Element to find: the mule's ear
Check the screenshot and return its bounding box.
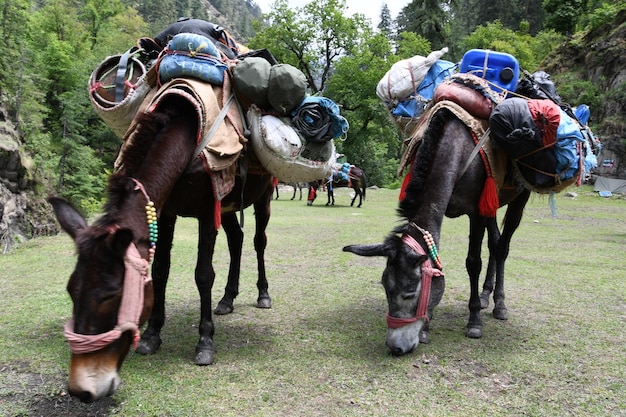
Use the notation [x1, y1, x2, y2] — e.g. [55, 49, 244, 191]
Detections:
[343, 243, 387, 257]
[48, 197, 88, 239]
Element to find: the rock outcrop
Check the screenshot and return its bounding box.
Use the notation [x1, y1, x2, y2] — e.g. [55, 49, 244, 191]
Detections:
[0, 107, 57, 253]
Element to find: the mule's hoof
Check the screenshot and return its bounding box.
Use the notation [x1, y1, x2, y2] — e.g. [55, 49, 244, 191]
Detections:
[465, 326, 483, 339]
[257, 297, 272, 309]
[419, 330, 430, 344]
[493, 308, 509, 320]
[194, 349, 216, 366]
[214, 301, 234, 315]
[135, 335, 162, 355]
[479, 295, 490, 310]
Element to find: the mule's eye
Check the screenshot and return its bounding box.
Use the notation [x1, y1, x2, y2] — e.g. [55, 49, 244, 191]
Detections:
[97, 291, 120, 304]
[401, 291, 418, 300]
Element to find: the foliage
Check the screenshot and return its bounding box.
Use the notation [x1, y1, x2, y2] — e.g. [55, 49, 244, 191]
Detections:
[586, 1, 626, 31]
[542, 0, 587, 34]
[397, 0, 456, 50]
[395, 31, 432, 60]
[552, 73, 602, 110]
[462, 20, 561, 71]
[250, 0, 372, 93]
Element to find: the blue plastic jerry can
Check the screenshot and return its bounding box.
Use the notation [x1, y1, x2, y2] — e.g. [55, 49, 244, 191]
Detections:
[459, 49, 520, 94]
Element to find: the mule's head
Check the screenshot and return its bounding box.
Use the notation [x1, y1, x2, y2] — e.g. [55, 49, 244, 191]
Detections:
[343, 232, 435, 356]
[49, 197, 153, 402]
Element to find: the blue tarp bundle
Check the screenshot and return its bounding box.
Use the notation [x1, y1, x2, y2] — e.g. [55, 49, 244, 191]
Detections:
[291, 96, 349, 142]
[554, 109, 597, 180]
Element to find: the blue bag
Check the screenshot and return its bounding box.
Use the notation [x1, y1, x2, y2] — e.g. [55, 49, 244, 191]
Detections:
[159, 54, 227, 85]
[159, 32, 226, 85]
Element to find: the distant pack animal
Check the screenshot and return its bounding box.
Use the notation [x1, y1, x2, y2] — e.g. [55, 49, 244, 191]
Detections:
[307, 165, 367, 207]
[274, 182, 307, 200]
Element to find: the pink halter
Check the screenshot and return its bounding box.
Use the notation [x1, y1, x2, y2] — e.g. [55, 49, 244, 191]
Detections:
[63, 243, 152, 354]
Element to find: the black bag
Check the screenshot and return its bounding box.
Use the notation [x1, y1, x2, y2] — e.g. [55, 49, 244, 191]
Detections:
[490, 98, 557, 186]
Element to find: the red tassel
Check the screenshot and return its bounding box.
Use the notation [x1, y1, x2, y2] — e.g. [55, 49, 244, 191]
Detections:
[214, 199, 222, 230]
[399, 170, 412, 201]
[479, 176, 499, 217]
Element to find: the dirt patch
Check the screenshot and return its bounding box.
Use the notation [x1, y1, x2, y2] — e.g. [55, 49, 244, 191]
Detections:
[0, 361, 118, 417]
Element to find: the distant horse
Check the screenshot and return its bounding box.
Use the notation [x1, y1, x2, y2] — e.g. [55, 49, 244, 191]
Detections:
[343, 107, 531, 355]
[48, 94, 275, 402]
[274, 181, 307, 200]
[307, 166, 367, 207]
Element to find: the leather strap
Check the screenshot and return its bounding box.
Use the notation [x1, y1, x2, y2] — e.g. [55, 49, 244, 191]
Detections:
[193, 95, 234, 159]
[114, 49, 133, 102]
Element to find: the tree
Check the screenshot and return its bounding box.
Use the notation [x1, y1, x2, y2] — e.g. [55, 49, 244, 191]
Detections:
[0, 0, 30, 117]
[397, 0, 457, 50]
[137, 0, 177, 32]
[463, 20, 545, 71]
[543, 0, 587, 35]
[81, 0, 125, 49]
[250, 0, 372, 94]
[377, 3, 395, 37]
[324, 33, 403, 186]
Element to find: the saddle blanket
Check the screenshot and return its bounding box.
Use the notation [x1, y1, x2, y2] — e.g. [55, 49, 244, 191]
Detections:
[116, 74, 247, 202]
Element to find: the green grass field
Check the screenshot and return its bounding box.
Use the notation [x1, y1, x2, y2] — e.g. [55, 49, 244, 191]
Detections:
[0, 185, 624, 416]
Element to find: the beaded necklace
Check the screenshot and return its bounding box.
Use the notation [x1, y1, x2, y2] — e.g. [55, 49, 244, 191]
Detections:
[409, 222, 442, 270]
[132, 178, 158, 261]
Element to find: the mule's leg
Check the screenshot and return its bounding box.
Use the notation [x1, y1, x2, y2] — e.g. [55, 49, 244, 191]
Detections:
[465, 216, 487, 338]
[194, 216, 218, 366]
[253, 193, 272, 309]
[480, 218, 500, 309]
[136, 213, 177, 355]
[350, 187, 358, 207]
[291, 183, 297, 200]
[491, 190, 530, 320]
[214, 214, 242, 315]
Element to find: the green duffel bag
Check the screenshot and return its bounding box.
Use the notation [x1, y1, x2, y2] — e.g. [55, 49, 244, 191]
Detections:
[232, 57, 272, 110]
[267, 64, 307, 115]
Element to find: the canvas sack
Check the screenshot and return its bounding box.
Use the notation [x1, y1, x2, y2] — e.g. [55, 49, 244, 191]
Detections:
[231, 57, 272, 110]
[267, 64, 307, 115]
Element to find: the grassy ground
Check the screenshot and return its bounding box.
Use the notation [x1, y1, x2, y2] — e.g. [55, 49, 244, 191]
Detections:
[0, 185, 624, 416]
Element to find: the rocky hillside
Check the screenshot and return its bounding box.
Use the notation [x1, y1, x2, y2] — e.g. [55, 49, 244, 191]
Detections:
[204, 0, 262, 41]
[0, 106, 57, 253]
[544, 8, 626, 178]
